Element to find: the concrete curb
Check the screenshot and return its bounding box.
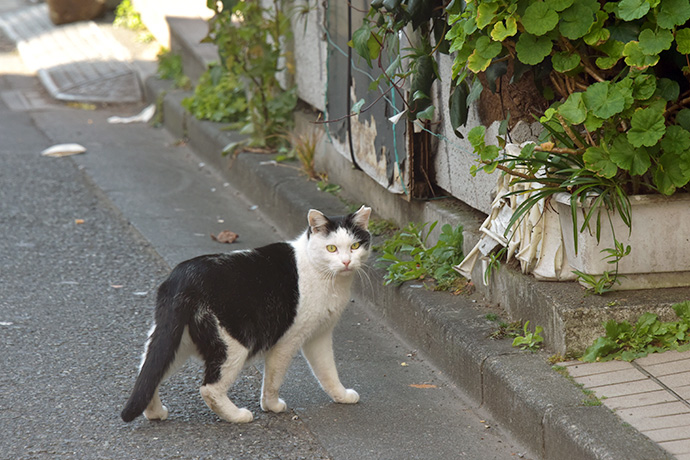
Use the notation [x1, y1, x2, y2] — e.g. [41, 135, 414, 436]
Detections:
[144, 76, 672, 460]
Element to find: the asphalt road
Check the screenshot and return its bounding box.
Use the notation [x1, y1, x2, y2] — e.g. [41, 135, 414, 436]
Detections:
[0, 40, 531, 460]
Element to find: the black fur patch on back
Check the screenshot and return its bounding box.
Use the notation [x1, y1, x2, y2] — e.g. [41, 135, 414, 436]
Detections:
[167, 243, 299, 360]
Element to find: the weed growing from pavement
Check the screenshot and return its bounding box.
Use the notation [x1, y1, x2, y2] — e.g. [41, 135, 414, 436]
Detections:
[376, 221, 465, 291]
[486, 315, 544, 352]
[156, 48, 190, 90]
[511, 321, 544, 351]
[581, 301, 690, 362]
[368, 219, 398, 238]
[275, 130, 323, 180]
[182, 65, 247, 124]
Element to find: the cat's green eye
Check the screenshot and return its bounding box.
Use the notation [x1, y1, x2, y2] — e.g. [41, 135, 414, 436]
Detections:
[326, 244, 337, 253]
[351, 242, 361, 250]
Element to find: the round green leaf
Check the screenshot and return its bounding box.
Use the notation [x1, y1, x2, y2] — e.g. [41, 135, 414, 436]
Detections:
[617, 0, 650, 20]
[657, 0, 690, 28]
[475, 35, 502, 59]
[595, 40, 624, 69]
[468, 52, 492, 72]
[476, 2, 499, 29]
[546, 0, 575, 12]
[467, 125, 487, 150]
[661, 125, 690, 155]
[676, 108, 690, 131]
[610, 135, 651, 175]
[632, 73, 656, 100]
[516, 34, 553, 65]
[584, 146, 618, 178]
[676, 28, 690, 54]
[627, 104, 666, 147]
[522, 3, 559, 35]
[653, 152, 690, 194]
[552, 51, 581, 72]
[638, 28, 674, 55]
[491, 17, 518, 41]
[623, 41, 660, 69]
[558, 92, 587, 124]
[584, 11, 611, 46]
[559, 3, 596, 39]
[657, 78, 680, 101]
[582, 81, 626, 118]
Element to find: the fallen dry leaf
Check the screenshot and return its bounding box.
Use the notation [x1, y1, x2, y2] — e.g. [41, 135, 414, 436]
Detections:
[539, 141, 555, 151]
[409, 384, 437, 389]
[211, 230, 239, 244]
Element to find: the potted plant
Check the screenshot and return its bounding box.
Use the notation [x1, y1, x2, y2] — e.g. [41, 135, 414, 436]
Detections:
[445, 0, 690, 291]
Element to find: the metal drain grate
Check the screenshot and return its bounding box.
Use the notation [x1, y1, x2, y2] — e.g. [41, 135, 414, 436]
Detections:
[0, 4, 142, 103]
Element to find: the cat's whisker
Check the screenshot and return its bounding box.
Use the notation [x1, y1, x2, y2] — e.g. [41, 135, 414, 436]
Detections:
[355, 264, 375, 294]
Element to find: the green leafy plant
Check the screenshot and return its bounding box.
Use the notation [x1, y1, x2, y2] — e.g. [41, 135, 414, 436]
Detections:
[113, 0, 145, 30]
[377, 221, 465, 290]
[484, 246, 507, 284]
[350, 0, 453, 122]
[511, 321, 544, 351]
[368, 218, 398, 237]
[455, 0, 690, 289]
[182, 64, 247, 123]
[113, 0, 153, 42]
[201, 0, 297, 148]
[488, 318, 522, 340]
[275, 129, 324, 180]
[573, 240, 631, 294]
[582, 301, 690, 362]
[156, 48, 190, 89]
[353, 1, 690, 291]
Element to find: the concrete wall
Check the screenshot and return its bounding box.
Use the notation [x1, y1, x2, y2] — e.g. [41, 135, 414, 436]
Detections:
[291, 0, 327, 112]
[132, 0, 212, 47]
[290, 2, 498, 215]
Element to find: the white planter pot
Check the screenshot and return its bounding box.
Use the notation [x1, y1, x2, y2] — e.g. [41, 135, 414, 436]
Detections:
[554, 192, 690, 290]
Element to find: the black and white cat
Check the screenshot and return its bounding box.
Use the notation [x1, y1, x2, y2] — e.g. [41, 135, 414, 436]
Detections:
[121, 206, 372, 423]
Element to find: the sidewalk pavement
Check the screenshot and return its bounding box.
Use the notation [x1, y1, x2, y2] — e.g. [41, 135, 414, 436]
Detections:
[1, 2, 687, 458]
[565, 350, 690, 460]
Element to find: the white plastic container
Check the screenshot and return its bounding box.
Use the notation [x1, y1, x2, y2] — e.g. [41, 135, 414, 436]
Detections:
[554, 192, 690, 290]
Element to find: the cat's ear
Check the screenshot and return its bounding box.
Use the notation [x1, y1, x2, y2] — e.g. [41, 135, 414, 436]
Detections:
[308, 209, 330, 234]
[351, 205, 372, 231]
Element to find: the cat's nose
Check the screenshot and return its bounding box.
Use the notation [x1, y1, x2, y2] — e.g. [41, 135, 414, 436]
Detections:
[342, 259, 351, 268]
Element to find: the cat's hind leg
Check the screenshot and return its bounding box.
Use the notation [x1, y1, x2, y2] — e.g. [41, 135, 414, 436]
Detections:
[302, 327, 359, 404]
[198, 329, 253, 423]
[143, 327, 198, 421]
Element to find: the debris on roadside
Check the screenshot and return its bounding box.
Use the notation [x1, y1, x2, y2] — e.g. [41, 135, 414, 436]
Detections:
[211, 230, 239, 244]
[41, 143, 86, 157]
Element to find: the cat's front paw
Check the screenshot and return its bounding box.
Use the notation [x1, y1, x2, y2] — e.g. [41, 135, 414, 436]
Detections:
[335, 389, 359, 404]
[261, 397, 287, 413]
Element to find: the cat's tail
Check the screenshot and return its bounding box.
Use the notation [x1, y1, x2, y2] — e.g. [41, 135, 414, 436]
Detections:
[120, 280, 191, 422]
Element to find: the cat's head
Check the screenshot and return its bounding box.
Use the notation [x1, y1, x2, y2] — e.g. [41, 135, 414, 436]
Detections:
[306, 206, 372, 276]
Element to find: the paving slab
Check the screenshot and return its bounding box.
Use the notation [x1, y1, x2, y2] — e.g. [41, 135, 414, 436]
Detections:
[570, 356, 690, 459]
[0, 3, 141, 102]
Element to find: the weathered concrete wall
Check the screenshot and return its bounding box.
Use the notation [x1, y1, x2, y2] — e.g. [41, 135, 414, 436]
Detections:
[289, 2, 498, 215]
[291, 0, 327, 112]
